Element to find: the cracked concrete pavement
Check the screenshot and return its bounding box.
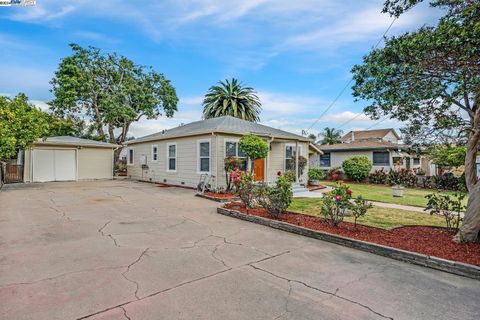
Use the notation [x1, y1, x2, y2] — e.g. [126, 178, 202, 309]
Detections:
[0, 180, 478, 320]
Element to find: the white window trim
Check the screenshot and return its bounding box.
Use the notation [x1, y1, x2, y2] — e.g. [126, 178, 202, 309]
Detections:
[166, 142, 177, 172]
[151, 144, 158, 162]
[284, 143, 302, 171]
[197, 139, 211, 174]
[127, 148, 134, 166]
[224, 139, 248, 171]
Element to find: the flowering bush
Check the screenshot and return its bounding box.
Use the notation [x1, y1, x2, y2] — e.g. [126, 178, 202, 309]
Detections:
[224, 156, 241, 191]
[231, 170, 256, 208]
[283, 170, 296, 183]
[321, 182, 371, 227]
[255, 175, 293, 218]
[321, 181, 353, 226]
[368, 168, 387, 184]
[328, 166, 342, 181]
[386, 168, 417, 187]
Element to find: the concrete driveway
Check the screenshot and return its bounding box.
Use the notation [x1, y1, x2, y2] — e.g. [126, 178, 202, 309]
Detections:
[0, 180, 478, 320]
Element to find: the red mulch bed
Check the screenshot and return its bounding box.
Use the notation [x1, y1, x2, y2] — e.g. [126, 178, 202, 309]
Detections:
[224, 203, 480, 266]
[204, 192, 238, 199]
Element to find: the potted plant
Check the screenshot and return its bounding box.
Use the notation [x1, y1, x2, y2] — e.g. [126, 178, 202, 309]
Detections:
[308, 167, 325, 186]
[392, 184, 405, 197]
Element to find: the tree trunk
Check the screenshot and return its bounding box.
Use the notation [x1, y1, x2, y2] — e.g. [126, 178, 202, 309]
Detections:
[454, 108, 480, 243]
[108, 123, 115, 144]
[454, 183, 480, 242]
[113, 146, 123, 165]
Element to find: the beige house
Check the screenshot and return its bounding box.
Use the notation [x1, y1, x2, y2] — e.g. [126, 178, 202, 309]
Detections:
[311, 129, 434, 175]
[23, 136, 117, 182]
[126, 116, 320, 189]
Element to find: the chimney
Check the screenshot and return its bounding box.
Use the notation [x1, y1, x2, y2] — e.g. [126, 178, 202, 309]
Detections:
[351, 131, 355, 142]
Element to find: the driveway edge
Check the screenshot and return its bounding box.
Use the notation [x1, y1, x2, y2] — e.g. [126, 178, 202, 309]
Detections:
[217, 207, 480, 280]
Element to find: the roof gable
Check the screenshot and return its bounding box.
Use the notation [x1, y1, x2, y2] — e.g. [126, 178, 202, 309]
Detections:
[341, 128, 400, 142]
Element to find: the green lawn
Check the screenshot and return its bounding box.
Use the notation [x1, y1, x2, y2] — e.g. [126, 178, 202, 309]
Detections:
[289, 198, 446, 230]
[319, 181, 465, 208]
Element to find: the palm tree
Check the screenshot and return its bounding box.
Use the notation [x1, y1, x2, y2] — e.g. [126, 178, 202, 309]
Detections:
[319, 127, 343, 145]
[202, 78, 262, 122]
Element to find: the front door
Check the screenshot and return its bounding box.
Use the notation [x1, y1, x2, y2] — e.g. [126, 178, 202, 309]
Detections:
[253, 159, 265, 181]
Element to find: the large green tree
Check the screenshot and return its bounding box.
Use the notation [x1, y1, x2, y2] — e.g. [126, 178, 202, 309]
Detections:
[319, 127, 343, 145]
[352, 0, 480, 242]
[50, 44, 178, 160]
[0, 94, 50, 160]
[202, 78, 262, 122]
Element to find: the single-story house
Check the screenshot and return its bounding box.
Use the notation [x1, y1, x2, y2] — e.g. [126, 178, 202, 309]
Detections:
[126, 116, 321, 189]
[310, 128, 435, 175]
[23, 136, 118, 182]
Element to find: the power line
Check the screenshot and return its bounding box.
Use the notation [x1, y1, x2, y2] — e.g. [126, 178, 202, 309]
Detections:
[304, 17, 397, 134]
[365, 115, 390, 130]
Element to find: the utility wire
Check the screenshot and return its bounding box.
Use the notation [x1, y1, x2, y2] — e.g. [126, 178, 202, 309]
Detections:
[304, 17, 397, 134]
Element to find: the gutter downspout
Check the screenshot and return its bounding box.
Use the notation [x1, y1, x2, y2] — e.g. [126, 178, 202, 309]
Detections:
[267, 136, 274, 183]
[213, 132, 218, 191]
[295, 140, 299, 183]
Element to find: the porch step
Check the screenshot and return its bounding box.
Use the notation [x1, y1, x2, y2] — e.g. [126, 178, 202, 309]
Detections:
[292, 183, 309, 193]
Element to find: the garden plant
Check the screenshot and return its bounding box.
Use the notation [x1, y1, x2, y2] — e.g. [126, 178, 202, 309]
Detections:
[342, 156, 372, 182]
[425, 193, 466, 232]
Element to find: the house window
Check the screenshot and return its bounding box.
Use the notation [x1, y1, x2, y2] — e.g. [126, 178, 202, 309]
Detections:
[413, 158, 420, 165]
[152, 145, 158, 162]
[320, 153, 331, 167]
[225, 141, 247, 171]
[167, 143, 176, 172]
[373, 151, 390, 166]
[285, 145, 301, 171]
[127, 148, 134, 165]
[198, 140, 210, 173]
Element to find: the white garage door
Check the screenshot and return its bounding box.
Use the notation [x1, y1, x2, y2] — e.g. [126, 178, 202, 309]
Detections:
[33, 149, 77, 182]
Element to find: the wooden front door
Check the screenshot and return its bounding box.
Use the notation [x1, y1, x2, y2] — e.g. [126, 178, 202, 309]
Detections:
[253, 159, 265, 181]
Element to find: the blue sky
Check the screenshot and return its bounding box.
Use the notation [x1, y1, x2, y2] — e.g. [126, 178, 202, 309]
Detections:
[0, 0, 441, 138]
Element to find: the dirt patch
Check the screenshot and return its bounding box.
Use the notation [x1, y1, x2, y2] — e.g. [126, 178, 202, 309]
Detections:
[224, 202, 480, 266]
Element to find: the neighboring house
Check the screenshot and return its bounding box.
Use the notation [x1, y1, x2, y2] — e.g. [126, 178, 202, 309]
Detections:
[23, 136, 118, 183]
[126, 116, 320, 189]
[311, 128, 434, 175]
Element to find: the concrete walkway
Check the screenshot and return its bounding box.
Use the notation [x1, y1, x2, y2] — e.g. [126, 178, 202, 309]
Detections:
[0, 180, 478, 320]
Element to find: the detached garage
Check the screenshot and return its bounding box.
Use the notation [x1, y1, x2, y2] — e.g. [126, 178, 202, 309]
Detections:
[23, 136, 118, 183]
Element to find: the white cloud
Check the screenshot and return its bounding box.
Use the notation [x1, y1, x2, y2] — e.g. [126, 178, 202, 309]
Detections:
[283, 6, 429, 50]
[322, 111, 370, 123]
[30, 100, 51, 111]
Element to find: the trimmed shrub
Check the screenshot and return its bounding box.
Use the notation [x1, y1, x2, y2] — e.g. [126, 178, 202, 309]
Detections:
[342, 156, 372, 182]
[239, 134, 269, 166]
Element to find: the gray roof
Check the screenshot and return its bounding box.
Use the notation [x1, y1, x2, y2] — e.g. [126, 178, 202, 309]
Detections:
[129, 116, 311, 144]
[35, 136, 118, 148]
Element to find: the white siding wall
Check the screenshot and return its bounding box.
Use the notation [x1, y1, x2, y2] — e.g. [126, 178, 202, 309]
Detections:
[382, 131, 399, 143]
[127, 134, 217, 188]
[127, 134, 310, 188]
[312, 150, 394, 173]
